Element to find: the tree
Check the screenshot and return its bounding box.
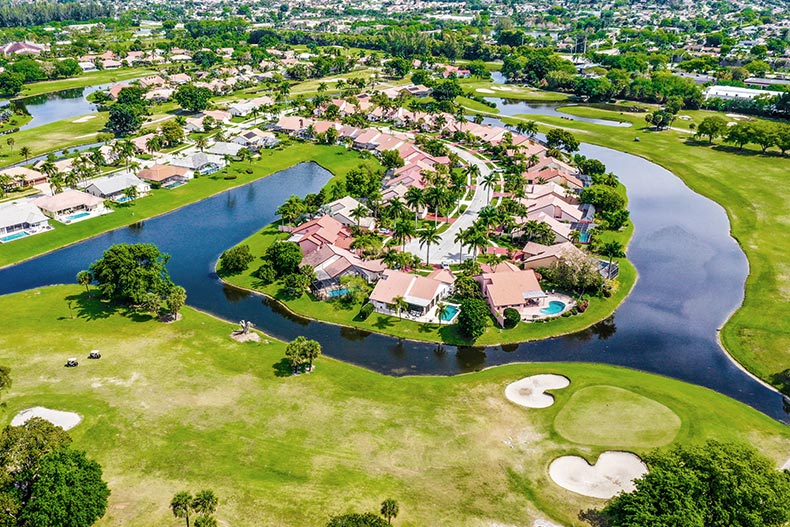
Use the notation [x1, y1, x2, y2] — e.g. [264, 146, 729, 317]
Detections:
[76, 270, 92, 293]
[90, 243, 175, 305]
[174, 84, 213, 113]
[695, 116, 728, 144]
[276, 195, 305, 225]
[17, 447, 109, 527]
[404, 187, 425, 228]
[123, 185, 138, 203]
[218, 245, 255, 275]
[192, 490, 218, 517]
[392, 296, 408, 319]
[435, 303, 449, 325]
[599, 241, 624, 279]
[418, 225, 441, 266]
[457, 298, 489, 340]
[602, 441, 790, 527]
[393, 220, 416, 252]
[264, 241, 302, 277]
[171, 491, 193, 527]
[503, 307, 521, 328]
[160, 120, 185, 146]
[645, 110, 675, 131]
[18, 146, 31, 162]
[545, 128, 579, 152]
[580, 185, 625, 213]
[725, 122, 753, 150]
[166, 286, 187, 317]
[0, 72, 23, 96]
[380, 499, 399, 525]
[750, 122, 776, 153]
[482, 172, 498, 203]
[6, 137, 14, 153]
[283, 272, 311, 297]
[107, 104, 142, 136]
[431, 78, 463, 102]
[285, 336, 321, 371]
[380, 149, 404, 170]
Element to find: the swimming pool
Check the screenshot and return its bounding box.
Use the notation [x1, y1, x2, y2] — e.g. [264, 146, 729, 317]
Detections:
[65, 212, 90, 221]
[440, 304, 460, 321]
[0, 231, 29, 243]
[540, 301, 566, 316]
[115, 196, 133, 203]
[326, 288, 349, 298]
[163, 181, 185, 190]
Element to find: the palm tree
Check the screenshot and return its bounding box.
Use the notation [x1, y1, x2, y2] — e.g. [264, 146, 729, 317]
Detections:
[454, 228, 468, 261]
[464, 162, 481, 185]
[19, 146, 31, 162]
[467, 224, 489, 260]
[76, 270, 92, 293]
[350, 204, 369, 227]
[435, 302, 449, 325]
[478, 205, 499, 229]
[527, 153, 540, 168]
[317, 81, 328, 93]
[418, 224, 441, 266]
[195, 136, 208, 152]
[424, 186, 448, 227]
[392, 219, 416, 252]
[6, 137, 14, 153]
[191, 490, 218, 517]
[482, 171, 498, 203]
[48, 171, 65, 194]
[380, 498, 399, 525]
[145, 134, 161, 153]
[522, 120, 538, 138]
[384, 198, 407, 222]
[250, 105, 261, 124]
[170, 491, 193, 527]
[404, 187, 425, 228]
[599, 240, 625, 279]
[392, 296, 408, 319]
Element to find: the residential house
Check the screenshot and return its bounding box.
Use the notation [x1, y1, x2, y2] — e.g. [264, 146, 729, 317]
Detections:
[321, 196, 375, 230]
[0, 167, 47, 188]
[0, 42, 47, 55]
[170, 153, 222, 175]
[81, 173, 150, 202]
[302, 244, 386, 290]
[369, 269, 453, 317]
[287, 215, 355, 256]
[232, 129, 278, 150]
[0, 201, 49, 237]
[33, 189, 107, 222]
[273, 116, 313, 136]
[137, 164, 193, 186]
[205, 141, 244, 157]
[478, 263, 547, 325]
[519, 241, 587, 270]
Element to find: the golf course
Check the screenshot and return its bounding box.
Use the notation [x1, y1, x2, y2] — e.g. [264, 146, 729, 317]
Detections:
[1, 285, 788, 527]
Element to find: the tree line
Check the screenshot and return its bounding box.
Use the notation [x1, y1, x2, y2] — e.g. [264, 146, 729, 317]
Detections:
[0, 1, 111, 28]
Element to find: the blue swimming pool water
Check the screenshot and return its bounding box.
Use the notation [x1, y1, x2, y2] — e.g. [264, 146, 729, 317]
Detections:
[0, 231, 29, 242]
[66, 212, 90, 221]
[540, 301, 566, 316]
[327, 288, 349, 298]
[115, 196, 133, 203]
[163, 181, 185, 189]
[440, 304, 459, 321]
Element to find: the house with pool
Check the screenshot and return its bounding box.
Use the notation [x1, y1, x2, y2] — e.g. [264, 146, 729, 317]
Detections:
[33, 190, 109, 223]
[138, 164, 193, 188]
[369, 269, 455, 321]
[81, 173, 150, 203]
[0, 201, 50, 242]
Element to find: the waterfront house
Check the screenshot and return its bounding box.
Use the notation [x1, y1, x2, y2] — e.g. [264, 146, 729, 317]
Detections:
[478, 263, 547, 325]
[170, 153, 222, 175]
[302, 243, 386, 291]
[369, 269, 452, 317]
[321, 196, 375, 230]
[287, 215, 355, 256]
[0, 201, 49, 238]
[82, 173, 149, 202]
[232, 129, 278, 150]
[33, 190, 107, 222]
[0, 167, 47, 189]
[137, 164, 193, 186]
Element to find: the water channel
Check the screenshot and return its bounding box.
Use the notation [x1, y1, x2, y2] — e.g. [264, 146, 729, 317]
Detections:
[0, 96, 786, 422]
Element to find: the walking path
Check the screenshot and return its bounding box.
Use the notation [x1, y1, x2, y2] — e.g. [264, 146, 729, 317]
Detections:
[403, 144, 492, 264]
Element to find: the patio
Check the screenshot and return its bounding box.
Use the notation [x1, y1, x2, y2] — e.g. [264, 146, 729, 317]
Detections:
[520, 293, 576, 321]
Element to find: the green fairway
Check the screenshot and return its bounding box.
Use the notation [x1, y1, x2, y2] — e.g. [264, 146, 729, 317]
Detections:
[9, 67, 158, 99]
[0, 285, 788, 527]
[0, 143, 370, 267]
[553, 386, 682, 448]
[499, 106, 790, 395]
[459, 78, 571, 102]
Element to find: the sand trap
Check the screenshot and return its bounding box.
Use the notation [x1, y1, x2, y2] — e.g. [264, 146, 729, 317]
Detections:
[72, 115, 96, 123]
[11, 407, 82, 431]
[491, 86, 513, 92]
[505, 374, 570, 408]
[549, 451, 647, 499]
[476, 88, 495, 94]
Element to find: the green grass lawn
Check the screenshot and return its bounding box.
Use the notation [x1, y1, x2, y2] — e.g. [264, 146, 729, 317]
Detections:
[0, 285, 787, 527]
[9, 67, 158, 99]
[500, 107, 790, 394]
[0, 143, 370, 267]
[223, 223, 636, 347]
[459, 79, 571, 102]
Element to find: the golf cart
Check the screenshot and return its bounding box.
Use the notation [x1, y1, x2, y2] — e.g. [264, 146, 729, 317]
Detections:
[65, 358, 79, 367]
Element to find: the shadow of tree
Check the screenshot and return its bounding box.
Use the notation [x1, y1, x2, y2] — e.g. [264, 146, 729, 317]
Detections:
[371, 315, 395, 330]
[769, 369, 790, 396]
[578, 508, 609, 527]
[272, 357, 293, 378]
[65, 292, 154, 323]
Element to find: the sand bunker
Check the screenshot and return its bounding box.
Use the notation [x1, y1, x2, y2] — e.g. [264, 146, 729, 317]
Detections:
[505, 374, 570, 408]
[72, 115, 96, 123]
[11, 407, 82, 431]
[491, 86, 513, 91]
[549, 451, 647, 499]
[476, 88, 495, 94]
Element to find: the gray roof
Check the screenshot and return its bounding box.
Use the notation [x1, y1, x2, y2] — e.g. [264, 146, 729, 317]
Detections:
[171, 152, 219, 170]
[205, 142, 243, 156]
[0, 201, 48, 228]
[84, 173, 146, 196]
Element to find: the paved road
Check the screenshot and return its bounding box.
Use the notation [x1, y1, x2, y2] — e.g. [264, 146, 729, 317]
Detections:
[404, 144, 493, 265]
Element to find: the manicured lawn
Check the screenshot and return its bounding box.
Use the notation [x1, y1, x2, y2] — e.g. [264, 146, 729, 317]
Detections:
[0, 143, 370, 267]
[9, 67, 158, 99]
[459, 78, 571, 102]
[223, 223, 636, 347]
[457, 96, 499, 114]
[553, 386, 682, 448]
[501, 107, 790, 394]
[0, 285, 788, 527]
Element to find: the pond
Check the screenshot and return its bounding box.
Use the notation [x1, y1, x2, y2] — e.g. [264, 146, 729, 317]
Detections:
[4, 80, 132, 131]
[0, 141, 786, 422]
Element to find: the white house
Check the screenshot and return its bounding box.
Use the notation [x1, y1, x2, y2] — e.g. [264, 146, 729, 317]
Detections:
[232, 129, 278, 150]
[0, 201, 50, 238]
[369, 269, 453, 317]
[81, 173, 150, 202]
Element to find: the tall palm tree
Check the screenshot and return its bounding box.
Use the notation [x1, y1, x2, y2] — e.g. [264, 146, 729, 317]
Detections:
[464, 162, 481, 185]
[350, 204, 369, 227]
[191, 490, 218, 517]
[384, 198, 406, 222]
[392, 219, 416, 252]
[48, 171, 64, 194]
[482, 171, 498, 203]
[418, 224, 441, 266]
[599, 240, 625, 279]
[19, 146, 31, 162]
[467, 224, 489, 260]
[454, 228, 468, 261]
[424, 186, 448, 227]
[380, 499, 399, 525]
[392, 295, 408, 319]
[435, 302, 449, 325]
[146, 135, 162, 154]
[195, 136, 208, 152]
[522, 120, 538, 138]
[170, 491, 193, 527]
[478, 205, 499, 229]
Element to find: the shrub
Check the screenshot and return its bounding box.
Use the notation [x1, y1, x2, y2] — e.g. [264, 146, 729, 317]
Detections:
[503, 307, 521, 328]
[224, 174, 237, 180]
[358, 302, 374, 320]
[457, 298, 490, 340]
[245, 168, 253, 174]
[253, 261, 277, 284]
[218, 245, 255, 275]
